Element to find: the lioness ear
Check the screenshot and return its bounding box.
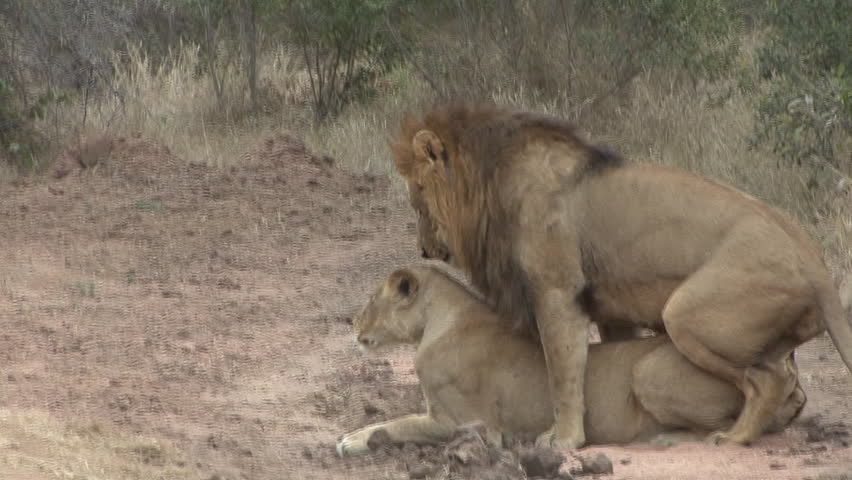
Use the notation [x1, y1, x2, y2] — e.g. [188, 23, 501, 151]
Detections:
[388, 268, 419, 299]
[398, 276, 412, 296]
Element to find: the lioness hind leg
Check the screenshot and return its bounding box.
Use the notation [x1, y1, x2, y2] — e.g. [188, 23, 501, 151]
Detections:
[336, 414, 453, 458]
[633, 341, 742, 434]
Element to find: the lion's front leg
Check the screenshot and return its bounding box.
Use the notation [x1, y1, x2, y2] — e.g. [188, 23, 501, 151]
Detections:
[336, 414, 453, 458]
[533, 288, 590, 450]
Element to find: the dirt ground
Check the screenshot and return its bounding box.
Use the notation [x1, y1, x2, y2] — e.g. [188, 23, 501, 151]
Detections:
[1, 132, 851, 480]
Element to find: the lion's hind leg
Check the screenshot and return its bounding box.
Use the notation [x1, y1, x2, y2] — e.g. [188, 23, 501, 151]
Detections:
[336, 414, 454, 458]
[705, 341, 801, 445]
[764, 363, 807, 434]
[661, 237, 814, 446]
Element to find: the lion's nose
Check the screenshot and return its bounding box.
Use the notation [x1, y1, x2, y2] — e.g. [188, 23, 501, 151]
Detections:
[421, 248, 430, 259]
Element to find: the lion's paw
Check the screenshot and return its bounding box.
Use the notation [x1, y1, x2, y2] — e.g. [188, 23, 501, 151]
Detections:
[535, 427, 584, 450]
[705, 431, 733, 446]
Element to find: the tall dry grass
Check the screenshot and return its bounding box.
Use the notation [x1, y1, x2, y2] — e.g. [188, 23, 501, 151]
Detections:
[31, 42, 314, 169]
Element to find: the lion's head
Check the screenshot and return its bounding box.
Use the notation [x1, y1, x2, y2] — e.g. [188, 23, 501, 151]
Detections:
[352, 268, 425, 351]
[390, 103, 626, 336]
[391, 103, 517, 270]
[406, 181, 452, 262]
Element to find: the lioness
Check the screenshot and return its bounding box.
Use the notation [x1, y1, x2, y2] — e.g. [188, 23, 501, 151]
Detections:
[389, 103, 852, 448]
[336, 265, 807, 458]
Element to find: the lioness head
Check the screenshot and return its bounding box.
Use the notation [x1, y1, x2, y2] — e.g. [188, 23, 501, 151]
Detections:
[352, 268, 424, 351]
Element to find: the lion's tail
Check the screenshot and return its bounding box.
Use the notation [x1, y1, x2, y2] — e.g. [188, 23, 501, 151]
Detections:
[816, 272, 852, 375]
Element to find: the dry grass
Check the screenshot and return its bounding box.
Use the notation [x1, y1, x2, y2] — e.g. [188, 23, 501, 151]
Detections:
[31, 42, 313, 170]
[0, 408, 207, 480]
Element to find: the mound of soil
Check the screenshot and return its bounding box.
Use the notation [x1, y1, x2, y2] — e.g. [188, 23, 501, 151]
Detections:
[1, 130, 852, 479]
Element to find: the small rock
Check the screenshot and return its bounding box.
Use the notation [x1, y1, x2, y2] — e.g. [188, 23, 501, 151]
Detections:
[517, 446, 565, 478]
[578, 452, 613, 475]
[769, 462, 786, 470]
[620, 457, 632, 465]
[445, 422, 489, 466]
[301, 446, 313, 460]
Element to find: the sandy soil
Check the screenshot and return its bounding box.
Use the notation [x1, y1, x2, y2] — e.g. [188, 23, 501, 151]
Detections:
[1, 132, 851, 480]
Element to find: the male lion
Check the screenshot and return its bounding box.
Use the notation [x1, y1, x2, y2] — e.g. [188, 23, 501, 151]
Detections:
[389, 103, 852, 449]
[336, 265, 807, 457]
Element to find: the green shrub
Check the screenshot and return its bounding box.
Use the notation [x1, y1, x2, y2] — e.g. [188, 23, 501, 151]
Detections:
[752, 0, 852, 177]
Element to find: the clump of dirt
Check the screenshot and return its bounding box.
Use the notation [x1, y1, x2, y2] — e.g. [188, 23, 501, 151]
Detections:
[574, 452, 614, 476]
[803, 415, 850, 447]
[364, 422, 573, 480]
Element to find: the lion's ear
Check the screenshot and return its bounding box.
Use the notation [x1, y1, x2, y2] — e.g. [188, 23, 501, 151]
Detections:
[412, 130, 446, 171]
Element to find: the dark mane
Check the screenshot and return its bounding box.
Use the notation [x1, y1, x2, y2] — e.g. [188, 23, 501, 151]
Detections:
[392, 102, 624, 186]
[392, 102, 625, 337]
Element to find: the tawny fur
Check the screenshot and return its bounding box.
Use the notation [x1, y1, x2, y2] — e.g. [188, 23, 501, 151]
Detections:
[389, 102, 852, 449]
[336, 265, 807, 458]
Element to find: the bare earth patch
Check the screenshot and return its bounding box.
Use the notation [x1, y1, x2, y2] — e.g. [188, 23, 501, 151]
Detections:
[1, 132, 851, 479]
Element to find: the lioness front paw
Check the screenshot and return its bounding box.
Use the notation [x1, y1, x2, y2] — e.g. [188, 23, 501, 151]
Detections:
[535, 426, 584, 450]
[336, 430, 372, 458]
